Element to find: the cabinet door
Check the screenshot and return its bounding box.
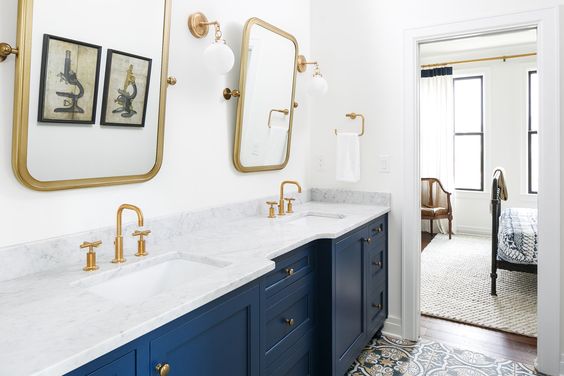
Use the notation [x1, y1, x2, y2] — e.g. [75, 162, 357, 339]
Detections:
[150, 285, 260, 376]
[334, 227, 367, 374]
[86, 352, 136, 376]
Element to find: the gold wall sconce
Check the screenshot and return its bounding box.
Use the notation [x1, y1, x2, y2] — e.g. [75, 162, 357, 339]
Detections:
[188, 12, 234, 74]
[335, 112, 365, 136]
[0, 42, 18, 63]
[297, 55, 328, 95]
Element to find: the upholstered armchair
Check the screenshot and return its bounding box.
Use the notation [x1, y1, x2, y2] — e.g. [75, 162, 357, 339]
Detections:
[421, 178, 453, 239]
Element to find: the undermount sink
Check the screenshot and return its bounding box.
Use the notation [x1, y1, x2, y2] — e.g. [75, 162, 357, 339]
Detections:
[82, 255, 230, 305]
[284, 211, 346, 225]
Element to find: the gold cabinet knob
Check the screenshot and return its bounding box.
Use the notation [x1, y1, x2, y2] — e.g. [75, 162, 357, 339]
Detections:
[80, 240, 102, 272]
[372, 261, 383, 268]
[167, 76, 177, 86]
[155, 363, 171, 376]
[285, 267, 295, 276]
[285, 318, 295, 326]
[364, 237, 372, 244]
[266, 201, 277, 219]
[373, 225, 383, 234]
[372, 303, 383, 310]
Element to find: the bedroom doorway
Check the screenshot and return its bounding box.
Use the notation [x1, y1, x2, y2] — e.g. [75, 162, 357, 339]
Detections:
[403, 9, 562, 374]
[417, 28, 538, 364]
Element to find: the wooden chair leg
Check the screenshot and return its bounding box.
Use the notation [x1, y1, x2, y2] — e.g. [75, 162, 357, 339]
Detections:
[430, 219, 433, 234]
[448, 219, 452, 240]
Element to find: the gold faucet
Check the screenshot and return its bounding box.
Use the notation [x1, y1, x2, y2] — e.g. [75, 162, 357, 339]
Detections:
[113, 204, 144, 263]
[279, 180, 302, 216]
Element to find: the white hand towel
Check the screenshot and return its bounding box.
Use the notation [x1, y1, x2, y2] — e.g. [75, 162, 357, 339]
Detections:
[336, 132, 360, 182]
[264, 125, 288, 165]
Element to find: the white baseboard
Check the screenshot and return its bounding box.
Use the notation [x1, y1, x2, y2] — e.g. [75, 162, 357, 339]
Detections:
[456, 225, 491, 236]
[382, 315, 402, 338]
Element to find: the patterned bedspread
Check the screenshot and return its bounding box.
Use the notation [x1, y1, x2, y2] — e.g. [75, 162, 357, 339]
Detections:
[497, 208, 538, 265]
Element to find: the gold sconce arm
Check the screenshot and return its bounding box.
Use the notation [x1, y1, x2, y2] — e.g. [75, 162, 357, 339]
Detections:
[268, 108, 289, 128]
[188, 12, 223, 41]
[297, 55, 317, 73]
[0, 42, 18, 63]
[334, 112, 365, 136]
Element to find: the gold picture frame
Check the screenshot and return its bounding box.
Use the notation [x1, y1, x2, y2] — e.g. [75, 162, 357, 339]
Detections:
[11, 0, 172, 191]
[232, 18, 299, 173]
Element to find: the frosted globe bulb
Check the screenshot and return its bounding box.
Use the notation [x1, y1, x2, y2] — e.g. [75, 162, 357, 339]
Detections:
[203, 40, 235, 74]
[308, 74, 328, 96]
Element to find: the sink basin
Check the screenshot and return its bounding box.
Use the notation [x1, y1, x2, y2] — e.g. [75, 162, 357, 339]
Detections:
[285, 211, 346, 226]
[84, 255, 230, 305]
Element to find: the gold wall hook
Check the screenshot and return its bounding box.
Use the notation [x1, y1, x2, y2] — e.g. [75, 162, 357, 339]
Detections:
[223, 88, 240, 100]
[167, 76, 177, 86]
[0, 42, 18, 63]
[335, 112, 365, 136]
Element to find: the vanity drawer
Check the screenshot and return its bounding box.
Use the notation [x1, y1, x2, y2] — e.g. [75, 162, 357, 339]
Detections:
[264, 244, 316, 298]
[266, 328, 316, 376]
[367, 215, 387, 241]
[367, 286, 387, 334]
[265, 274, 315, 364]
[367, 236, 386, 281]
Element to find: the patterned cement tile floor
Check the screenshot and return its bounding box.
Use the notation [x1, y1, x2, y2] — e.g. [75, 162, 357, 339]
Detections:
[347, 335, 536, 376]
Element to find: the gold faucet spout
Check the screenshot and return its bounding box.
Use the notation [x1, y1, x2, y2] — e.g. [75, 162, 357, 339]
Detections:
[113, 204, 144, 263]
[279, 180, 302, 216]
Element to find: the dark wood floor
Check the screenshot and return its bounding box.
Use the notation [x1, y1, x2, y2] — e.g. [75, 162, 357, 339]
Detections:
[421, 231, 436, 251]
[421, 316, 537, 365]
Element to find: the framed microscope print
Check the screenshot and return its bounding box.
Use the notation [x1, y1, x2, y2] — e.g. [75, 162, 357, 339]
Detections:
[38, 34, 102, 124]
[100, 50, 152, 127]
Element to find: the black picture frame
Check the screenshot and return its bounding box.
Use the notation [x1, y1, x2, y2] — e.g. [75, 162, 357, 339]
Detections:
[100, 49, 152, 127]
[38, 34, 102, 124]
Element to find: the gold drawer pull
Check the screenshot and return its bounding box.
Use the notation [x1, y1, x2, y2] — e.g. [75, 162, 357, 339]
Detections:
[373, 225, 383, 234]
[372, 303, 383, 310]
[285, 268, 295, 276]
[372, 261, 383, 268]
[155, 363, 171, 376]
[285, 318, 295, 326]
[363, 237, 372, 244]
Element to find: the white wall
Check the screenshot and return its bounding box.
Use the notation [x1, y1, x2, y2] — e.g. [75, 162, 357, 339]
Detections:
[0, 0, 311, 247]
[424, 53, 538, 235]
[310, 0, 564, 368]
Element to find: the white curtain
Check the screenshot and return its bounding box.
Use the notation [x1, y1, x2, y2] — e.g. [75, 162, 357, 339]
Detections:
[420, 72, 456, 234]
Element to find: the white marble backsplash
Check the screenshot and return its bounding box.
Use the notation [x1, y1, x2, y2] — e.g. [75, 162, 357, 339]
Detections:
[0, 188, 389, 283]
[312, 188, 391, 206]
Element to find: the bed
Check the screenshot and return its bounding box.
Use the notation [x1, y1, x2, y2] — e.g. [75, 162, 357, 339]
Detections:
[490, 170, 538, 296]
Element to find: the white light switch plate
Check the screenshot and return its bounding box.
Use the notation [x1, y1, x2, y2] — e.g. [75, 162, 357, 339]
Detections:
[379, 155, 390, 173]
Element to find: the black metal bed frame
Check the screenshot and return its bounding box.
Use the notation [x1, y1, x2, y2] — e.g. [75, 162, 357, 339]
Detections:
[490, 170, 537, 296]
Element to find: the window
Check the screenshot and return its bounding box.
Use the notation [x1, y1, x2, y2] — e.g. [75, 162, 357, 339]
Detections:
[454, 76, 484, 191]
[528, 71, 539, 194]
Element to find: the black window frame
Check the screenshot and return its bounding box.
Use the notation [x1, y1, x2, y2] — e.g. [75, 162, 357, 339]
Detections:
[528, 70, 538, 194]
[453, 75, 485, 192]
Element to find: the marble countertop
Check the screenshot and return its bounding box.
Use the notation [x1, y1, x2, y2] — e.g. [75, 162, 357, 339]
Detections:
[0, 201, 389, 376]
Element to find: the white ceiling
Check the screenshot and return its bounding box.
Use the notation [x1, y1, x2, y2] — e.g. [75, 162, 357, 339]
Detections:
[420, 29, 537, 58]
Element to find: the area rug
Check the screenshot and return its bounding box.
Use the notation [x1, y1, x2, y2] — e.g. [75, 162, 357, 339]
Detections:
[347, 335, 535, 375]
[421, 234, 537, 337]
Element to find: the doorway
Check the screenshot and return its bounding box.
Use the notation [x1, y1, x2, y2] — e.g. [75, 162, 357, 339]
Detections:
[402, 9, 561, 375]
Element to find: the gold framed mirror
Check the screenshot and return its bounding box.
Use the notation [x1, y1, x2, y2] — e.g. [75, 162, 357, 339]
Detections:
[10, 0, 172, 190]
[232, 18, 299, 173]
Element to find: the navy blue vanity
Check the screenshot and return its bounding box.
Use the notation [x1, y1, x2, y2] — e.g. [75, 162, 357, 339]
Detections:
[66, 214, 388, 376]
